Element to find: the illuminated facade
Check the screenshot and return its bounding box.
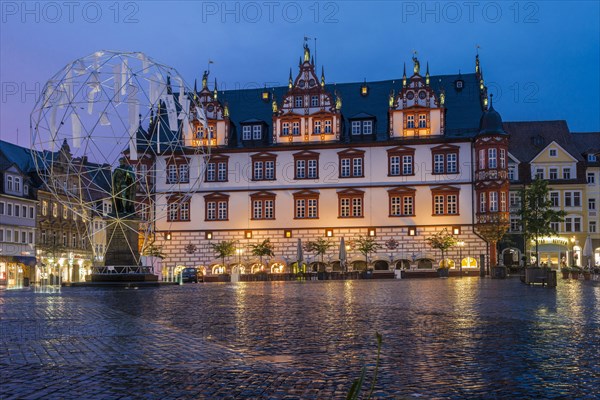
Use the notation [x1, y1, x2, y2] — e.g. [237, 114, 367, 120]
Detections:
[150, 45, 499, 274]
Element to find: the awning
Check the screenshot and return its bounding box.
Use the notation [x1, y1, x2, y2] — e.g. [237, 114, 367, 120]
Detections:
[0, 256, 37, 267]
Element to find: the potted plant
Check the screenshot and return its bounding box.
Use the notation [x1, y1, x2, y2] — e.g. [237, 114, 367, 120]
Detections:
[305, 237, 333, 273]
[582, 268, 592, 281]
[560, 266, 571, 280]
[251, 239, 275, 271]
[210, 240, 236, 273]
[426, 229, 457, 278]
[570, 266, 582, 280]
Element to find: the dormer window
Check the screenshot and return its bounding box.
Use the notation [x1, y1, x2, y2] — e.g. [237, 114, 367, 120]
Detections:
[252, 125, 262, 140]
[549, 149, 557, 157]
[407, 115, 415, 128]
[588, 154, 597, 162]
[350, 119, 374, 136]
[418, 114, 426, 128]
[295, 96, 303, 107]
[455, 80, 464, 90]
[311, 95, 319, 107]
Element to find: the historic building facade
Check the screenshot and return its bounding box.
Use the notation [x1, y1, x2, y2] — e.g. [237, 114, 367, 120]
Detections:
[148, 45, 501, 274]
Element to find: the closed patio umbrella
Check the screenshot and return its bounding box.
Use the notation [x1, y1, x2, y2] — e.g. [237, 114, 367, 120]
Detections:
[583, 236, 593, 268]
[297, 238, 303, 273]
[339, 237, 347, 272]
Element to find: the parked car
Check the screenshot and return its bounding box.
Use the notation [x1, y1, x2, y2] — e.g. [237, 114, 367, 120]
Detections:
[181, 268, 200, 283]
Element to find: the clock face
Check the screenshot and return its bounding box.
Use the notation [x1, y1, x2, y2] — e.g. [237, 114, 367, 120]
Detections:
[419, 91, 426, 99]
[299, 80, 306, 88]
[406, 92, 415, 100]
[309, 79, 316, 87]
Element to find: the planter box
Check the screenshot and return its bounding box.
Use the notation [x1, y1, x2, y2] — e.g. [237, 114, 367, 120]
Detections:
[491, 266, 507, 279]
[571, 272, 580, 280]
[522, 268, 556, 287]
[561, 271, 570, 280]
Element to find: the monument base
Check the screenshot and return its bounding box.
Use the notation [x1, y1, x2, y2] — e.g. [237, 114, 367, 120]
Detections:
[90, 273, 158, 282]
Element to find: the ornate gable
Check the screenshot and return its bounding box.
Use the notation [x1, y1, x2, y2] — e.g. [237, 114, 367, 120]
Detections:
[273, 42, 341, 144]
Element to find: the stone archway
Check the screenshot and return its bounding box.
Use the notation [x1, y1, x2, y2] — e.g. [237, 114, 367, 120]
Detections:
[501, 247, 521, 267]
[373, 260, 389, 271]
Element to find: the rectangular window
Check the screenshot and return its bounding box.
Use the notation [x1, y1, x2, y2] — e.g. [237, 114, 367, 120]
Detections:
[314, 120, 322, 134]
[508, 166, 516, 181]
[13, 230, 19, 243]
[363, 120, 372, 134]
[207, 202, 216, 220]
[6, 176, 13, 191]
[264, 200, 274, 219]
[488, 148, 497, 169]
[21, 231, 27, 244]
[479, 149, 485, 170]
[447, 153, 457, 173]
[390, 197, 401, 216]
[217, 201, 227, 220]
[549, 168, 558, 180]
[588, 154, 597, 162]
[62, 206, 67, 219]
[480, 192, 487, 213]
[565, 217, 582, 232]
[14, 177, 21, 192]
[0, 202, 4, 215]
[434, 195, 445, 215]
[296, 160, 306, 179]
[180, 202, 189, 221]
[252, 125, 262, 140]
[501, 192, 507, 212]
[550, 192, 560, 207]
[402, 155, 413, 175]
[563, 168, 571, 180]
[403, 196, 414, 215]
[351, 121, 360, 135]
[549, 149, 557, 157]
[282, 122, 290, 136]
[536, 168, 544, 179]
[352, 198, 362, 217]
[253, 200, 262, 220]
[265, 161, 274, 180]
[206, 163, 215, 181]
[341, 158, 350, 177]
[292, 122, 300, 135]
[217, 162, 227, 181]
[447, 195, 458, 214]
[295, 96, 303, 108]
[52, 203, 58, 218]
[168, 203, 178, 221]
[307, 199, 317, 218]
[574, 192, 581, 207]
[353, 158, 363, 177]
[254, 161, 264, 180]
[590, 221, 597, 233]
[565, 192, 572, 207]
[489, 192, 498, 212]
[6, 230, 12, 242]
[550, 222, 559, 232]
[242, 125, 251, 140]
[589, 198, 596, 210]
[14, 205, 20, 218]
[168, 164, 177, 183]
[434, 154, 444, 174]
[308, 159, 317, 178]
[7, 203, 13, 216]
[418, 114, 426, 128]
[72, 233, 77, 248]
[587, 173, 595, 184]
[340, 198, 350, 217]
[311, 95, 319, 107]
[324, 120, 332, 133]
[295, 199, 305, 218]
[179, 164, 189, 183]
[0, 229, 3, 242]
[29, 206, 34, 219]
[500, 149, 506, 169]
[407, 115, 415, 129]
[390, 156, 400, 176]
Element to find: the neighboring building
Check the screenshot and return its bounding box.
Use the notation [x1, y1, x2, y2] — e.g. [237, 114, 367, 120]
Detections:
[0, 150, 37, 287]
[147, 45, 500, 275]
[502, 122, 600, 268]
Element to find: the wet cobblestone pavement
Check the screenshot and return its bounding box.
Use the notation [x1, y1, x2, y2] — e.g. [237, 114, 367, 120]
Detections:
[1, 277, 599, 399]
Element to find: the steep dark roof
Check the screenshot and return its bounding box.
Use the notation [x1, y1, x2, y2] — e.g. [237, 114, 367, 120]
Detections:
[220, 73, 484, 145]
[503, 120, 584, 162]
[478, 104, 507, 136]
[571, 132, 600, 159]
[0, 140, 38, 172]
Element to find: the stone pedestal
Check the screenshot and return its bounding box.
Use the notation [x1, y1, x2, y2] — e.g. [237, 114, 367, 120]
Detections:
[104, 220, 141, 266]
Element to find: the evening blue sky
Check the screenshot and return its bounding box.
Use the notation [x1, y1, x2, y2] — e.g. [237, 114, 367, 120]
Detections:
[1, 1, 598, 146]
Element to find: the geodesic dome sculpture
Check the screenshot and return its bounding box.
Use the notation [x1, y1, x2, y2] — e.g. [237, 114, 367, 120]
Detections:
[31, 51, 208, 265]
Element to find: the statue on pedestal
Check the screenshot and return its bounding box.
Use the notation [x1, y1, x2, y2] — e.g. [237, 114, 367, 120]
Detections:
[112, 157, 136, 216]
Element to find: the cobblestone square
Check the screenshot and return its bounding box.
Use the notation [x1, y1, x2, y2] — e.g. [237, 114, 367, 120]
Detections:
[1, 278, 599, 399]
